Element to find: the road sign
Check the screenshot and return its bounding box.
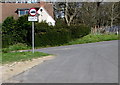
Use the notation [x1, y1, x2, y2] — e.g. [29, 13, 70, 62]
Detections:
[28, 16, 37, 53]
[29, 8, 37, 16]
[28, 16, 38, 21]
[28, 8, 37, 53]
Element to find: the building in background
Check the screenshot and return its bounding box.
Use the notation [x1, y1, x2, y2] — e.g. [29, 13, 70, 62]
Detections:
[38, 6, 55, 26]
[0, 1, 55, 25]
[0, 0, 44, 3]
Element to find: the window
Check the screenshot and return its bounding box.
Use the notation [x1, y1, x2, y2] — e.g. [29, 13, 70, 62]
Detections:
[26, 10, 29, 14]
[20, 11, 25, 15]
[18, 9, 29, 17]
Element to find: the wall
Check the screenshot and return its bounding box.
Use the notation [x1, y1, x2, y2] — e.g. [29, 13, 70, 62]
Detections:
[0, 3, 2, 23]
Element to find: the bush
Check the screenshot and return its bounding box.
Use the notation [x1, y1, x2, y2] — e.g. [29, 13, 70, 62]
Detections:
[15, 15, 31, 44]
[34, 22, 90, 47]
[35, 22, 71, 47]
[2, 15, 31, 48]
[2, 16, 16, 48]
[0, 23, 2, 29]
[69, 25, 91, 39]
[2, 16, 91, 48]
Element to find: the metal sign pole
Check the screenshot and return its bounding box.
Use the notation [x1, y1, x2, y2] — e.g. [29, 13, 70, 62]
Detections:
[32, 22, 34, 53]
[28, 8, 37, 53]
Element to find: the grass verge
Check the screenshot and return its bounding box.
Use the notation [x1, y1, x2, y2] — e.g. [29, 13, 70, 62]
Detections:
[2, 43, 31, 53]
[1, 51, 49, 64]
[67, 34, 119, 45]
[1, 34, 118, 64]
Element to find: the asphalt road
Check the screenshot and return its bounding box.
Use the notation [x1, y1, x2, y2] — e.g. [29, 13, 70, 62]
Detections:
[8, 40, 118, 83]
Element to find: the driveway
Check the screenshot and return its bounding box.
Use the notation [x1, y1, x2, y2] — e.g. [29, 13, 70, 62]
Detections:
[6, 40, 118, 83]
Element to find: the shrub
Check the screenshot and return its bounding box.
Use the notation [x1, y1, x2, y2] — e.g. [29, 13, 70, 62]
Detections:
[55, 19, 68, 29]
[35, 22, 71, 47]
[15, 15, 31, 44]
[34, 22, 91, 47]
[35, 22, 51, 33]
[2, 16, 16, 48]
[69, 25, 91, 39]
[0, 23, 2, 29]
[2, 16, 91, 48]
[2, 15, 31, 48]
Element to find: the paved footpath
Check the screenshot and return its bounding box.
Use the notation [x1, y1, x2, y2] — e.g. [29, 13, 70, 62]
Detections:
[7, 40, 118, 83]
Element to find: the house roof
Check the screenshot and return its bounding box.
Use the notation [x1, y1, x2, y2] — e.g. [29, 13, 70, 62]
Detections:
[15, 2, 54, 18]
[38, 7, 55, 22]
[0, 2, 54, 23]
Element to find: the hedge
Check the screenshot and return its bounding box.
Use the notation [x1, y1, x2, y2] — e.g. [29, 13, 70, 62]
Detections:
[35, 28, 71, 47]
[34, 22, 90, 47]
[2, 15, 31, 48]
[69, 25, 90, 39]
[2, 15, 91, 48]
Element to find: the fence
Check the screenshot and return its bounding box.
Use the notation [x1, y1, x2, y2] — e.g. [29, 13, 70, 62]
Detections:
[91, 26, 120, 34]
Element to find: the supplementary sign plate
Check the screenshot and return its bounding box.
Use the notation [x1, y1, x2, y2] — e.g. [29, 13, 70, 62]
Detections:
[28, 16, 38, 21]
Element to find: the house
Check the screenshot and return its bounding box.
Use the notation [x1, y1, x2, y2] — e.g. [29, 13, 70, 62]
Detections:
[37, 6, 55, 26]
[1, 0, 38, 3]
[0, 1, 55, 25]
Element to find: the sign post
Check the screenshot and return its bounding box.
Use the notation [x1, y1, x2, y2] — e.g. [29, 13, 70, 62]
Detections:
[28, 8, 37, 53]
[32, 22, 34, 53]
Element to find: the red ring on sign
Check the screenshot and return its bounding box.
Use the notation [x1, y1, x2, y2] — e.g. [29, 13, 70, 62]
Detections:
[29, 8, 37, 16]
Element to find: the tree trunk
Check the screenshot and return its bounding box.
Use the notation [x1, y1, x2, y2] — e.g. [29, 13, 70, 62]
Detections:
[111, 18, 113, 27]
[64, 2, 69, 26]
[110, 3, 115, 27]
[64, 2, 78, 26]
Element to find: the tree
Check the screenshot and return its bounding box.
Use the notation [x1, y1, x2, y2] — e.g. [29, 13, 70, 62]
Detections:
[64, 2, 81, 26]
[54, 2, 81, 26]
[108, 2, 120, 26]
[54, 2, 120, 30]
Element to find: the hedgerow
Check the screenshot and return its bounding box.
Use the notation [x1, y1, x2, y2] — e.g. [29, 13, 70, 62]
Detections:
[2, 15, 90, 48]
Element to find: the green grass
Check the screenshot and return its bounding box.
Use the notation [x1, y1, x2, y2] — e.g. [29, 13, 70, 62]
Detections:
[67, 34, 118, 45]
[0, 52, 2, 65]
[2, 43, 31, 53]
[1, 43, 50, 64]
[1, 34, 118, 64]
[1, 51, 49, 64]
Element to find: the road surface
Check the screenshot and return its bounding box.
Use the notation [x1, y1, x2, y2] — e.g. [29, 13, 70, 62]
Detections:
[7, 40, 118, 83]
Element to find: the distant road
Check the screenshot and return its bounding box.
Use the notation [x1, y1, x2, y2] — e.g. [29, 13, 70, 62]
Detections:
[9, 40, 118, 83]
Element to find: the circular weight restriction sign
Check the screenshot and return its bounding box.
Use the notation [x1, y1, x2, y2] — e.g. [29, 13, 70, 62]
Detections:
[29, 8, 37, 16]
